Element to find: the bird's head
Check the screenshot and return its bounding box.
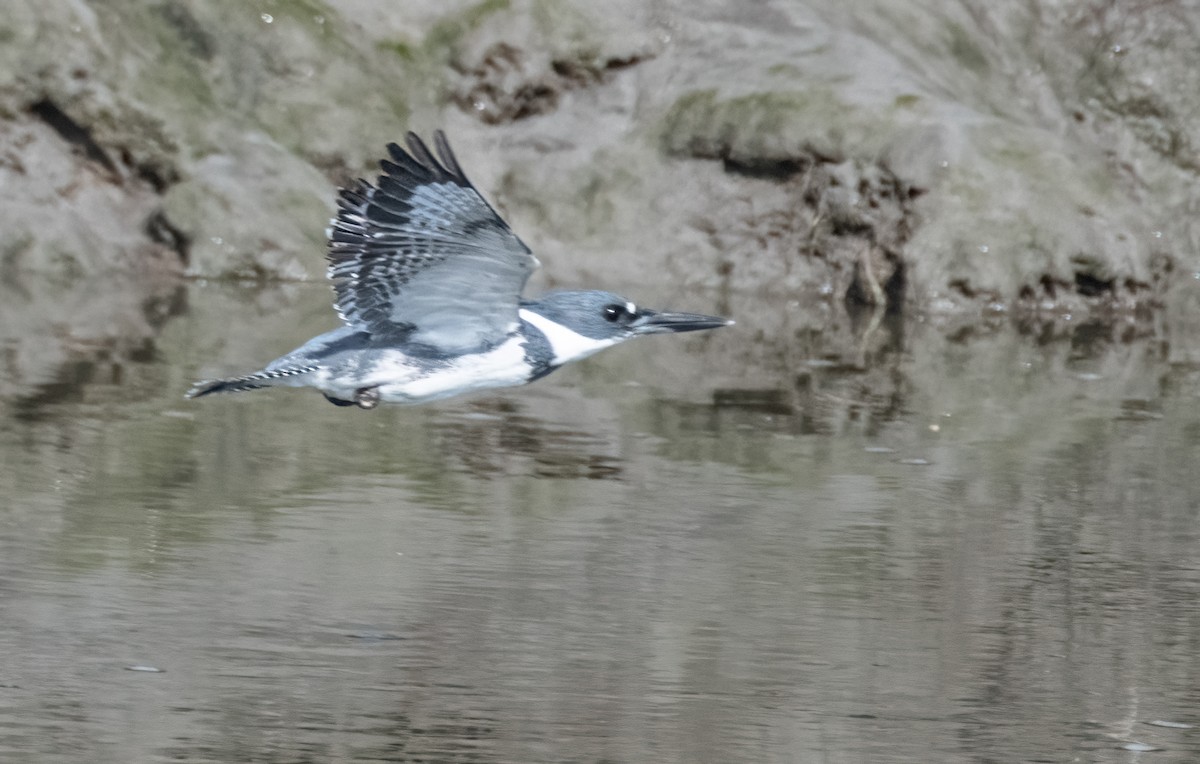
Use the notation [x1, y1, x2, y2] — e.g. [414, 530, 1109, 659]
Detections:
[518, 290, 732, 366]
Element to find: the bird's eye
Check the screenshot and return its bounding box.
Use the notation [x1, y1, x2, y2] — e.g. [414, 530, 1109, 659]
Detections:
[603, 304, 627, 322]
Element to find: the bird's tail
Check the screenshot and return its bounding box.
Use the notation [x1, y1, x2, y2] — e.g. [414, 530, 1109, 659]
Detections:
[186, 365, 319, 399]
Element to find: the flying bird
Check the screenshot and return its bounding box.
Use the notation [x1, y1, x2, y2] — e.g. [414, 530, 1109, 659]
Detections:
[188, 132, 731, 409]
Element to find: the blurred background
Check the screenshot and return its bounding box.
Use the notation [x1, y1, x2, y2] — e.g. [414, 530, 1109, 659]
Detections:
[4, 1, 1200, 762]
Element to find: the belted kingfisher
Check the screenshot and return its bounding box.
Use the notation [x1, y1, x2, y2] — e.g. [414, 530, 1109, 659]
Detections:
[188, 131, 732, 409]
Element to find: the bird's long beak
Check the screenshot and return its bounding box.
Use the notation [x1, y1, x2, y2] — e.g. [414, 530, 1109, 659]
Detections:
[631, 309, 734, 335]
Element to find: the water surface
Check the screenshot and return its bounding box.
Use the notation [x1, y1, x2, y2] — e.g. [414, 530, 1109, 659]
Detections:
[3, 282, 1200, 762]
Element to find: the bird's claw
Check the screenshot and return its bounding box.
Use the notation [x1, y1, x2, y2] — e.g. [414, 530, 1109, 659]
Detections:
[354, 387, 381, 409]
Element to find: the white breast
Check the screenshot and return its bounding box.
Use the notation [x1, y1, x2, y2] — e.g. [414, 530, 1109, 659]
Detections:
[368, 336, 533, 404]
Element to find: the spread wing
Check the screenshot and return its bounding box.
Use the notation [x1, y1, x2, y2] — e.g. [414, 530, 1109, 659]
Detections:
[326, 131, 538, 352]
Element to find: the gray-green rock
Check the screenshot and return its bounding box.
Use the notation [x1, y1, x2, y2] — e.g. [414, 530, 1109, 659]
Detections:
[2, 0, 1197, 323]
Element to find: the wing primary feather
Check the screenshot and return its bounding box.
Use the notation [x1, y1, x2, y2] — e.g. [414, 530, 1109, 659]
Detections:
[434, 130, 467, 181]
[384, 142, 434, 182]
[324, 131, 538, 350]
[337, 182, 370, 212]
[404, 132, 443, 179]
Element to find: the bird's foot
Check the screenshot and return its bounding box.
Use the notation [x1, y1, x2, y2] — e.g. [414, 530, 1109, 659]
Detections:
[354, 386, 381, 409]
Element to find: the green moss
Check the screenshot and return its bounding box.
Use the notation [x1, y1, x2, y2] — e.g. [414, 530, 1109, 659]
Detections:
[945, 21, 988, 74]
[668, 89, 853, 132]
[667, 88, 720, 115]
[111, 2, 219, 127]
[662, 88, 870, 160]
[154, 3, 215, 59]
[529, 0, 594, 50]
[377, 39, 417, 62]
[767, 62, 804, 78]
[48, 245, 87, 284]
[425, 0, 511, 61]
[661, 89, 719, 154]
[564, 159, 641, 237]
[0, 234, 32, 274]
[893, 93, 921, 109]
[261, 0, 338, 35]
[737, 91, 822, 130]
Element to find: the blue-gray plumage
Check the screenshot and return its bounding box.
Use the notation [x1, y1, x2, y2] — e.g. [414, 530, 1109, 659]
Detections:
[187, 131, 732, 409]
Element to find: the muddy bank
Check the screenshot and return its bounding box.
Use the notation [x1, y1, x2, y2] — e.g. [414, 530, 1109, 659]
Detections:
[1, 1, 1197, 326]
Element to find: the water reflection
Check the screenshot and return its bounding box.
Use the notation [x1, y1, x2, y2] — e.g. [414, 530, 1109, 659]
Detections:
[2, 280, 1200, 762]
[2, 273, 185, 421]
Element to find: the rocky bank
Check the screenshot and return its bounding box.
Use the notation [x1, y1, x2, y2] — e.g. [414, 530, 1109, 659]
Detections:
[3, 0, 1200, 376]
